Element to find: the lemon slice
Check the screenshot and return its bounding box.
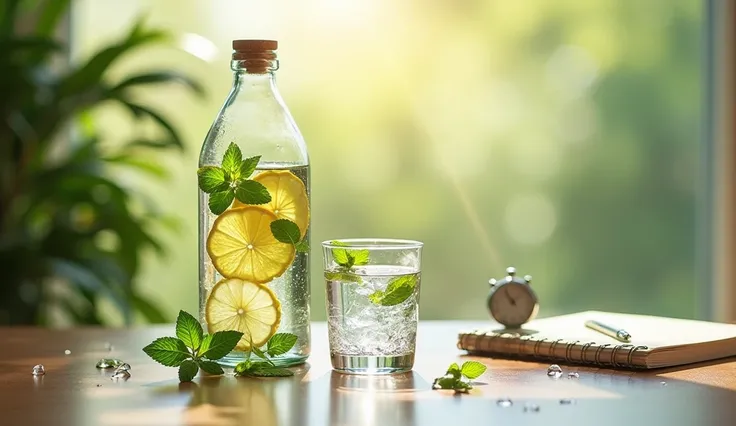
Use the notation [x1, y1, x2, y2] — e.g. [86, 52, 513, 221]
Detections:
[247, 170, 310, 238]
[205, 278, 281, 350]
[207, 206, 295, 283]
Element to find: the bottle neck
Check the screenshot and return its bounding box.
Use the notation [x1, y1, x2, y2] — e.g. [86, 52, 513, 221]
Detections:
[231, 70, 278, 94]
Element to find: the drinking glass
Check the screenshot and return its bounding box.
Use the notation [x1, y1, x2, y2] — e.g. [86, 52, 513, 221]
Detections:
[322, 239, 423, 374]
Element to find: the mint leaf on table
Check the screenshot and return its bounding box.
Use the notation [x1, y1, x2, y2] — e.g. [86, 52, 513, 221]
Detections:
[247, 365, 295, 377]
[239, 155, 261, 179]
[197, 166, 228, 193]
[142, 337, 191, 367]
[176, 310, 203, 351]
[250, 344, 275, 366]
[179, 359, 199, 382]
[198, 360, 225, 375]
[235, 179, 271, 205]
[208, 189, 235, 215]
[460, 361, 487, 379]
[432, 361, 488, 393]
[221, 142, 242, 175]
[369, 275, 417, 306]
[266, 333, 298, 357]
[198, 330, 242, 360]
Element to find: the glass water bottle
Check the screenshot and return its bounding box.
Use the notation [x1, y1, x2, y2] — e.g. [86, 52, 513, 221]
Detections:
[198, 40, 310, 367]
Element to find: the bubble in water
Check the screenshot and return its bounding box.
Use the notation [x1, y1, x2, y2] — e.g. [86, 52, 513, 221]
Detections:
[547, 364, 563, 378]
[64, 349, 71, 355]
[96, 358, 124, 369]
[559, 398, 575, 405]
[568, 372, 579, 379]
[524, 403, 540, 413]
[496, 398, 513, 408]
[31, 365, 45, 376]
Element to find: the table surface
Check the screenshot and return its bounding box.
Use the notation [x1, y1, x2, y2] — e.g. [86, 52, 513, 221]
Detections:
[1, 321, 736, 426]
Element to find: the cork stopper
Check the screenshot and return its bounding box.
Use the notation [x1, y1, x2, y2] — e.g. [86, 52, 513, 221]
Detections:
[232, 40, 278, 73]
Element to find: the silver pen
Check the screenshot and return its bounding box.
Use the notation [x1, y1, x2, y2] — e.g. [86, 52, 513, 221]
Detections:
[584, 319, 631, 343]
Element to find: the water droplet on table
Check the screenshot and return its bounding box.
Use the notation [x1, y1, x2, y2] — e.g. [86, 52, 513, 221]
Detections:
[96, 384, 102, 387]
[117, 363, 131, 371]
[523, 403, 540, 413]
[496, 398, 513, 408]
[96, 358, 125, 369]
[568, 372, 579, 379]
[547, 364, 562, 378]
[111, 368, 131, 380]
[64, 349, 71, 355]
[31, 365, 45, 376]
[559, 398, 575, 405]
[660, 381, 667, 386]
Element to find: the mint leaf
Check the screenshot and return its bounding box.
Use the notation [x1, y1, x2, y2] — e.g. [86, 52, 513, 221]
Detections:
[234, 360, 252, 375]
[267, 333, 298, 356]
[351, 249, 370, 265]
[369, 274, 417, 306]
[239, 155, 261, 179]
[432, 372, 473, 393]
[176, 310, 203, 351]
[221, 142, 242, 174]
[178, 359, 199, 382]
[247, 364, 294, 377]
[197, 166, 228, 193]
[208, 189, 234, 215]
[199, 330, 243, 360]
[142, 337, 191, 367]
[332, 248, 353, 268]
[324, 271, 362, 284]
[294, 240, 309, 253]
[270, 219, 301, 245]
[460, 361, 487, 380]
[235, 180, 271, 205]
[198, 360, 224, 375]
[446, 362, 461, 379]
[250, 344, 275, 366]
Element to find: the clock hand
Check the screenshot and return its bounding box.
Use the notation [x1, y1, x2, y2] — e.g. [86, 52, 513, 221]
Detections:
[504, 288, 516, 306]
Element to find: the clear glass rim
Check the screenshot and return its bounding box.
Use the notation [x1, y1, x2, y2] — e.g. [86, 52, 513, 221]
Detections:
[322, 238, 423, 250]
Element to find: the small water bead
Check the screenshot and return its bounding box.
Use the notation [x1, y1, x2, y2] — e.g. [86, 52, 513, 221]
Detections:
[31, 365, 45, 376]
[568, 372, 580, 379]
[523, 403, 540, 413]
[559, 398, 575, 405]
[660, 381, 667, 386]
[64, 349, 71, 355]
[96, 358, 124, 369]
[546, 364, 563, 378]
[111, 369, 131, 380]
[117, 363, 131, 371]
[496, 398, 513, 408]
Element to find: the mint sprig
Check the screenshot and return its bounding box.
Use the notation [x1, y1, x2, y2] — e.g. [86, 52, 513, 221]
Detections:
[368, 274, 418, 306]
[142, 310, 243, 382]
[270, 219, 309, 253]
[324, 240, 368, 283]
[432, 361, 487, 393]
[197, 142, 271, 214]
[234, 332, 298, 378]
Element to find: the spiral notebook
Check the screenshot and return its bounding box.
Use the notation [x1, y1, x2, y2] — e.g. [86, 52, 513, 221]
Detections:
[457, 311, 736, 369]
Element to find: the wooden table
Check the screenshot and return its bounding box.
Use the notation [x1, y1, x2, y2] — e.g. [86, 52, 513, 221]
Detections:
[2, 322, 735, 426]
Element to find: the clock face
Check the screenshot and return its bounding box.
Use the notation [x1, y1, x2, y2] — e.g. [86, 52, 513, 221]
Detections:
[488, 282, 538, 327]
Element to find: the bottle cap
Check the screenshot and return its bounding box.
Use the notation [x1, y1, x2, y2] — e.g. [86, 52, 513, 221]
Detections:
[231, 40, 278, 73]
[232, 40, 277, 52]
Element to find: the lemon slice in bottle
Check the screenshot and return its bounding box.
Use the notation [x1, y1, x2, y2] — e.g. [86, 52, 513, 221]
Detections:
[205, 278, 281, 351]
[206, 206, 295, 283]
[245, 170, 310, 237]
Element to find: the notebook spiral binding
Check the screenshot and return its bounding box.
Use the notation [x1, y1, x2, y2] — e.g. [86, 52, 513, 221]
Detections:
[458, 330, 650, 369]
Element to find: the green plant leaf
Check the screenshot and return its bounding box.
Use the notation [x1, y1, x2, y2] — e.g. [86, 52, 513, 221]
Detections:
[294, 240, 310, 253]
[118, 100, 184, 150]
[270, 219, 301, 245]
[332, 248, 353, 268]
[208, 189, 235, 215]
[178, 359, 199, 382]
[105, 154, 170, 179]
[36, 0, 71, 37]
[446, 362, 461, 379]
[239, 155, 261, 180]
[221, 143, 242, 174]
[460, 361, 487, 380]
[369, 275, 417, 306]
[198, 360, 224, 375]
[324, 271, 362, 283]
[176, 310, 203, 351]
[197, 166, 228, 193]
[250, 344, 275, 366]
[199, 330, 243, 360]
[235, 180, 271, 205]
[142, 337, 191, 367]
[130, 293, 168, 323]
[111, 71, 205, 96]
[267, 333, 298, 356]
[351, 250, 370, 265]
[234, 360, 252, 375]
